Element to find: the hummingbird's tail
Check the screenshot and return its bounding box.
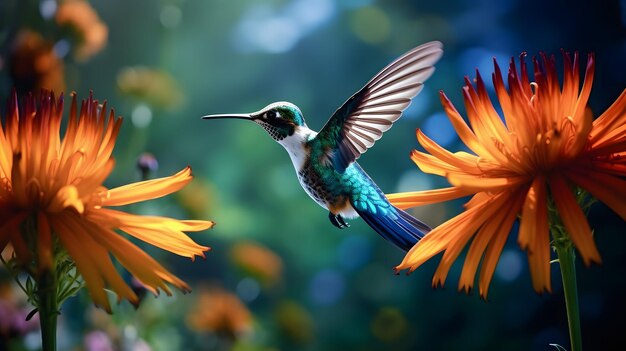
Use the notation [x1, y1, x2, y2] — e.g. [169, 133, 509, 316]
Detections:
[355, 205, 431, 251]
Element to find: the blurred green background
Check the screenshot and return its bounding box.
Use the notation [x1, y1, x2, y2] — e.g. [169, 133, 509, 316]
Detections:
[1, 0, 625, 350]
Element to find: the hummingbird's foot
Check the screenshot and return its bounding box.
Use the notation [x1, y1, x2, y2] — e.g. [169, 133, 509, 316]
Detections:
[329, 212, 350, 229]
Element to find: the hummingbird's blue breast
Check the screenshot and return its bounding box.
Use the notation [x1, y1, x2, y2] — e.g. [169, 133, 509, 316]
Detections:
[297, 142, 393, 219]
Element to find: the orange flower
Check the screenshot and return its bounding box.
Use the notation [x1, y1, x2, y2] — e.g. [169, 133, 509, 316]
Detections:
[56, 0, 108, 61]
[0, 91, 213, 311]
[230, 241, 283, 286]
[388, 52, 626, 298]
[186, 287, 253, 338]
[9, 30, 65, 94]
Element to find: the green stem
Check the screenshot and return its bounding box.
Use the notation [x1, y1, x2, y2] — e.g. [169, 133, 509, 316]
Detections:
[36, 270, 58, 351]
[554, 241, 582, 351]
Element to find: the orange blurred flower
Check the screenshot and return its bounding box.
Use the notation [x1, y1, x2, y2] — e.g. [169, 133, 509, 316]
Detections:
[230, 241, 283, 286]
[388, 52, 626, 298]
[56, 0, 108, 61]
[186, 287, 252, 338]
[9, 30, 65, 94]
[0, 91, 213, 311]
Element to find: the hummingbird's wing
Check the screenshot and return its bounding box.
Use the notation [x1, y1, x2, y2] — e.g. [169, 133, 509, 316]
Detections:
[315, 41, 443, 172]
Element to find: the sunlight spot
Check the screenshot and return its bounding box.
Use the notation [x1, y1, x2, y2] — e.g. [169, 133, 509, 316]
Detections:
[232, 1, 336, 53]
[286, 0, 335, 31]
[234, 13, 300, 53]
[459, 47, 510, 89]
[131, 104, 153, 128]
[309, 269, 345, 305]
[495, 249, 523, 282]
[39, 0, 57, 19]
[236, 277, 261, 302]
[422, 112, 458, 147]
[53, 40, 71, 59]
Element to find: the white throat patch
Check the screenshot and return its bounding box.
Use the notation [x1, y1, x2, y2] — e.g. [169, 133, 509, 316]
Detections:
[279, 127, 316, 170]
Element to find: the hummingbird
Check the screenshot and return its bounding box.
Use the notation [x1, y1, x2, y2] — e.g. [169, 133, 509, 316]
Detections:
[203, 41, 442, 251]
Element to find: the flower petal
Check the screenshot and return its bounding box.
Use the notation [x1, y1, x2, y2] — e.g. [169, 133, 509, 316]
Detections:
[387, 187, 474, 210]
[477, 204, 514, 299]
[518, 176, 547, 250]
[568, 54, 595, 155]
[526, 214, 552, 294]
[0, 212, 27, 254]
[101, 166, 192, 206]
[52, 215, 111, 312]
[566, 166, 626, 221]
[416, 130, 482, 175]
[90, 208, 211, 259]
[48, 185, 85, 213]
[396, 192, 508, 273]
[60, 214, 139, 306]
[439, 91, 489, 157]
[458, 190, 522, 293]
[446, 173, 529, 192]
[590, 88, 626, 146]
[432, 223, 476, 288]
[474, 186, 526, 299]
[409, 150, 460, 177]
[84, 223, 191, 296]
[517, 176, 551, 293]
[549, 175, 601, 265]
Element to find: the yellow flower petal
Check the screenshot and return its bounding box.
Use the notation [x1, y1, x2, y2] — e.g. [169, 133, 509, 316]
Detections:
[90, 208, 212, 259]
[86, 223, 191, 296]
[63, 214, 140, 303]
[101, 166, 192, 206]
[48, 185, 85, 213]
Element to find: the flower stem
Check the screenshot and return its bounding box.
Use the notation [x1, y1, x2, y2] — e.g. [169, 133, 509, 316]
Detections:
[554, 240, 582, 351]
[36, 270, 58, 351]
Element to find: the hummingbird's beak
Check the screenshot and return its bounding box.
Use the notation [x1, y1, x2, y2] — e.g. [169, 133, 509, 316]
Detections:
[201, 113, 254, 121]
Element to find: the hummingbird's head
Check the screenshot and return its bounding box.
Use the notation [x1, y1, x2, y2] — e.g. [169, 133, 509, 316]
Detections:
[203, 102, 307, 142]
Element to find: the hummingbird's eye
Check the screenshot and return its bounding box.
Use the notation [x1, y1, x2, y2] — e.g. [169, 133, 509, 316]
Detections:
[265, 110, 280, 119]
